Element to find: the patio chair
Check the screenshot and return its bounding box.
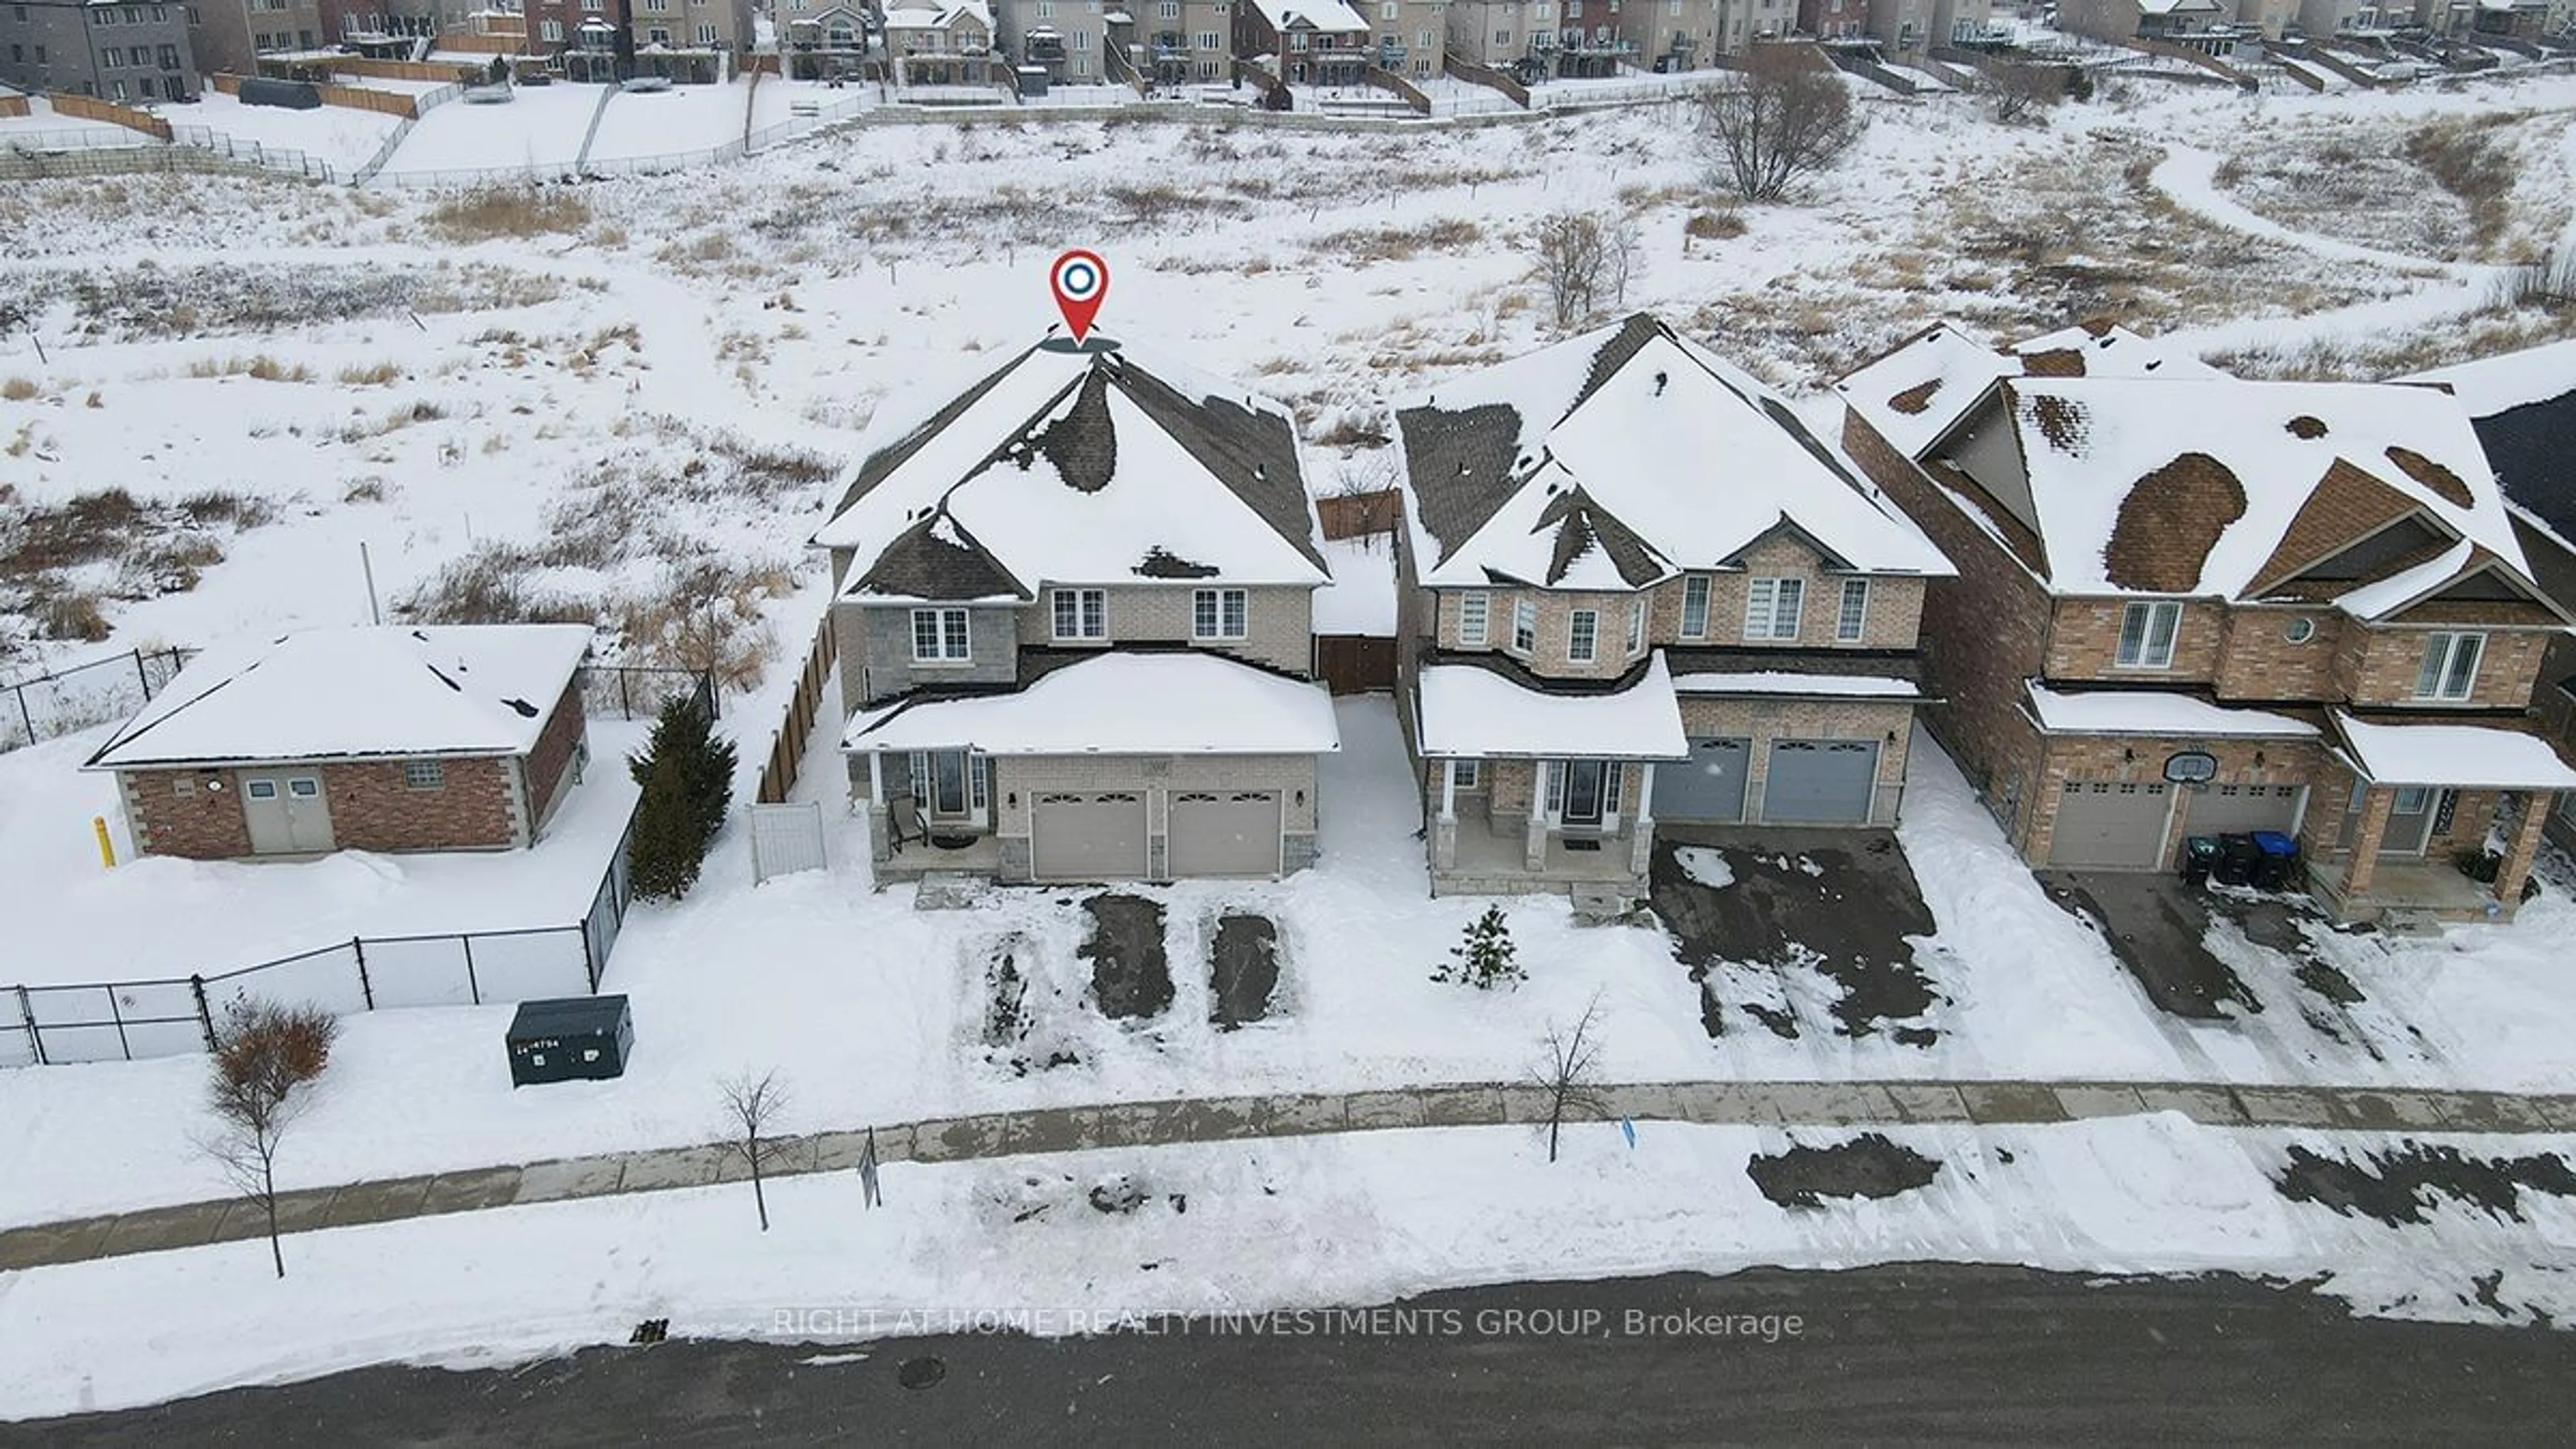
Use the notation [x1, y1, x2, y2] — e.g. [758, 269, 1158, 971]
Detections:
[888, 795, 926, 854]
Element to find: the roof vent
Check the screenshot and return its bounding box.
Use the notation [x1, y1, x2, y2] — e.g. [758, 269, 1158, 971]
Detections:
[503, 696, 539, 718]
[1653, 371, 1668, 396]
[2286, 416, 2328, 440]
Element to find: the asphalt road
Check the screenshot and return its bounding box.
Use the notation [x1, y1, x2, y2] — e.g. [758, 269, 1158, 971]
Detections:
[13, 1265, 2576, 1445]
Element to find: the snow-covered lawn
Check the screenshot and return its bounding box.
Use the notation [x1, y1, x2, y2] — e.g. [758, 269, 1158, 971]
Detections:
[376, 83, 603, 178]
[585, 80, 753, 164]
[0, 97, 152, 148]
[7, 1113, 2574, 1421]
[178, 91, 405, 176]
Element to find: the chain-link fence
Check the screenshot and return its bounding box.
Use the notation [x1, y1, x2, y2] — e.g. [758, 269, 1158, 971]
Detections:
[0, 647, 193, 755]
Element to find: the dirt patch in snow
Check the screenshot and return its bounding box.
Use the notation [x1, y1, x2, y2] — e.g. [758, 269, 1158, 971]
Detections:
[1747, 1134, 1943, 1210]
[1651, 833, 1941, 1046]
[979, 932, 1085, 1077]
[1208, 914, 1280, 1030]
[2274, 1143, 2576, 1228]
[1082, 894, 1172, 1021]
[2041, 873, 2257, 1021]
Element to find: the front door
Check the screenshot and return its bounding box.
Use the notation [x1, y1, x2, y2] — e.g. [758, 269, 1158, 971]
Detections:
[1563, 759, 1605, 829]
[932, 750, 969, 818]
[239, 771, 335, 854]
[2380, 786, 2442, 856]
[914, 749, 987, 826]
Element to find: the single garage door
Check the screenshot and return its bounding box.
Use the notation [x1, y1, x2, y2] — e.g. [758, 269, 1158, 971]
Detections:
[2181, 782, 2303, 839]
[2048, 780, 2173, 869]
[1030, 791, 1147, 881]
[1169, 790, 1281, 877]
[1762, 739, 1878, 824]
[1655, 737, 1750, 823]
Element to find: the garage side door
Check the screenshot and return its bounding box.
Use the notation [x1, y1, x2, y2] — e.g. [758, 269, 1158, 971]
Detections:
[1762, 739, 1878, 824]
[1031, 792, 1148, 882]
[1654, 738, 1750, 823]
[1169, 791, 1281, 878]
[2048, 780, 2172, 869]
[2180, 783, 2302, 839]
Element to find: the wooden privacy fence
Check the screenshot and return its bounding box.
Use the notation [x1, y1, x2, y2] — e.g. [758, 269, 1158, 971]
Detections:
[46, 91, 170, 140]
[0, 95, 30, 119]
[212, 72, 423, 117]
[1316, 635, 1397, 696]
[1318, 488, 1402, 541]
[323, 57, 462, 83]
[757, 621, 840, 804]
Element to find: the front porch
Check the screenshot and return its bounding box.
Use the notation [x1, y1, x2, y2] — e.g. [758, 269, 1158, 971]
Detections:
[873, 824, 1004, 882]
[2304, 850, 2504, 927]
[1432, 797, 1652, 898]
[2302, 714, 2576, 925]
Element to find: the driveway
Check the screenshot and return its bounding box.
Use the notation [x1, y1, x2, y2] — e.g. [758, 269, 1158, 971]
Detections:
[1649, 828, 1941, 1045]
[2039, 871, 2256, 1022]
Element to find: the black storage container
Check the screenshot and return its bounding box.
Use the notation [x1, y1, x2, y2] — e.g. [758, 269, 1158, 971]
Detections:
[2249, 830, 2299, 891]
[2180, 835, 2220, 885]
[2213, 833, 2259, 888]
[507, 995, 632, 1086]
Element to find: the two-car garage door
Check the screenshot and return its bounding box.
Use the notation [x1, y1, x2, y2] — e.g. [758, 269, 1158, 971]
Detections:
[1029, 790, 1281, 881]
[1652, 738, 1880, 826]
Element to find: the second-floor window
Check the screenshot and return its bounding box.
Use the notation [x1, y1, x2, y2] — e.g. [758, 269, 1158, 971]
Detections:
[1836, 578, 1869, 642]
[1680, 576, 1709, 638]
[1193, 588, 1248, 640]
[912, 607, 970, 661]
[1052, 587, 1106, 640]
[1745, 578, 1803, 641]
[2414, 631, 2484, 701]
[1511, 598, 1537, 653]
[2114, 600, 2180, 669]
[1568, 609, 1598, 662]
[1626, 596, 1646, 655]
[1458, 590, 1489, 647]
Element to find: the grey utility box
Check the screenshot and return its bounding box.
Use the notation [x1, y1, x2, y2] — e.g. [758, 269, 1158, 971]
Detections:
[506, 995, 633, 1087]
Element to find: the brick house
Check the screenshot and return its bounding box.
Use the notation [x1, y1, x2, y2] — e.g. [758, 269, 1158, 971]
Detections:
[1236, 0, 1370, 86]
[1392, 314, 1955, 901]
[85, 625, 594, 861]
[882, 0, 995, 85]
[1836, 321, 2576, 924]
[812, 334, 1340, 885]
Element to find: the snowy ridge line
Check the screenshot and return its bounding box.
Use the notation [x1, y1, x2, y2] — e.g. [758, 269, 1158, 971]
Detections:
[7, 1075, 2574, 1272]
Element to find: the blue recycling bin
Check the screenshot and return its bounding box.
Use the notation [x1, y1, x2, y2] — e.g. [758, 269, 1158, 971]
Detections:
[2249, 830, 2299, 891]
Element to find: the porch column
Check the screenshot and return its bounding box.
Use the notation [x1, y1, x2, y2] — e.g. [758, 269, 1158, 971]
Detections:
[1440, 760, 1458, 822]
[1525, 759, 1549, 872]
[2495, 790, 2553, 911]
[2343, 786, 2396, 898]
[1431, 760, 1458, 873]
[1628, 761, 1657, 877]
[863, 748, 892, 865]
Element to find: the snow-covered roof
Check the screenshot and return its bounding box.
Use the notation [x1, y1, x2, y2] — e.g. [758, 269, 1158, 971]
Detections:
[1313, 537, 1396, 635]
[843, 653, 1339, 756]
[812, 338, 1326, 602]
[2331, 713, 2576, 790]
[1965, 376, 2534, 601]
[1415, 652, 1688, 759]
[1835, 319, 2220, 462]
[882, 0, 991, 28]
[1396, 315, 1950, 593]
[85, 625, 592, 771]
[2406, 343, 2576, 422]
[2024, 684, 2318, 739]
[1675, 671, 1921, 699]
[1245, 0, 1369, 32]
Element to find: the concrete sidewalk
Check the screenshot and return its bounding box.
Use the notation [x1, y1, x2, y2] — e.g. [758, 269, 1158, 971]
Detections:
[7, 1076, 2575, 1273]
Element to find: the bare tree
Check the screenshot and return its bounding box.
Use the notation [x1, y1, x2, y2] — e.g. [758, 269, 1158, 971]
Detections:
[1531, 213, 1642, 330]
[1984, 62, 2066, 123]
[1529, 996, 1609, 1164]
[718, 1069, 790, 1232]
[198, 998, 339, 1279]
[1697, 45, 1867, 203]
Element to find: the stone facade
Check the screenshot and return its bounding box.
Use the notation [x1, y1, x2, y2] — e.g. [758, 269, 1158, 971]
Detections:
[1013, 583, 1313, 676]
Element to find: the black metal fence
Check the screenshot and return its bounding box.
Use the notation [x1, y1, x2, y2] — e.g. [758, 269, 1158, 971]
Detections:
[1, 809, 640, 1068]
[579, 664, 718, 724]
[0, 647, 193, 754]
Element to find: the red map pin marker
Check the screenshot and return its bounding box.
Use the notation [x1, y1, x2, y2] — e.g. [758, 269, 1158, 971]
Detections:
[1050, 250, 1108, 344]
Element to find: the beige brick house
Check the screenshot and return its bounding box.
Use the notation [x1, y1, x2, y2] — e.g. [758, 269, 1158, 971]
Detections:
[1837, 320, 2576, 924]
[1392, 314, 1955, 901]
[85, 625, 594, 861]
[812, 334, 1339, 885]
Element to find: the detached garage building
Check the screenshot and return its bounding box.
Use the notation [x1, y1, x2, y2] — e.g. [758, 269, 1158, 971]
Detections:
[86, 625, 594, 861]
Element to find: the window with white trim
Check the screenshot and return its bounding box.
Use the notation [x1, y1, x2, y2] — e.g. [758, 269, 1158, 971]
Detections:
[1680, 576, 1709, 639]
[1836, 578, 1869, 642]
[1743, 577, 1803, 640]
[402, 759, 445, 791]
[1051, 587, 1106, 641]
[1511, 598, 1537, 653]
[1568, 609, 1598, 663]
[1452, 758, 1480, 788]
[2414, 631, 2484, 701]
[2115, 601, 2180, 669]
[1192, 587, 1248, 640]
[1458, 590, 1489, 647]
[912, 607, 970, 661]
[1626, 596, 1646, 655]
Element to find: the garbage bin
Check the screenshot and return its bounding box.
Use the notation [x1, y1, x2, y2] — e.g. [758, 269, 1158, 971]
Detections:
[506, 995, 633, 1087]
[2214, 833, 2259, 888]
[2180, 835, 2220, 885]
[2249, 830, 2299, 891]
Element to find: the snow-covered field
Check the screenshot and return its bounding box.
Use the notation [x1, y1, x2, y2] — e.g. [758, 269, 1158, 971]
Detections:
[179, 92, 403, 176]
[7, 1113, 2576, 1421]
[376, 82, 602, 177]
[584, 82, 751, 163]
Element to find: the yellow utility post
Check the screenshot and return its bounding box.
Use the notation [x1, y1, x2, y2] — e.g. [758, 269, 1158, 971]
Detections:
[93, 815, 115, 869]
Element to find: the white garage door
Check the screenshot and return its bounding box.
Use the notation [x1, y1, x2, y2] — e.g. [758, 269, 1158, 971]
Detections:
[1169, 791, 1281, 877]
[1762, 739, 1879, 825]
[2048, 780, 2173, 869]
[2182, 783, 2303, 839]
[1031, 792, 1148, 881]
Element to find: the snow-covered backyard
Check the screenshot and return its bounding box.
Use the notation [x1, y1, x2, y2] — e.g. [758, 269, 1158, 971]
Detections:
[180, 92, 404, 176]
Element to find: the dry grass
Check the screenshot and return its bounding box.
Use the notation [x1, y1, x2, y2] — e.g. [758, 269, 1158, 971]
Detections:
[1, 378, 36, 401]
[335, 361, 402, 386]
[2405, 119, 2517, 251]
[186, 355, 313, 382]
[426, 186, 593, 241]
[1684, 209, 1748, 242]
[34, 590, 109, 642]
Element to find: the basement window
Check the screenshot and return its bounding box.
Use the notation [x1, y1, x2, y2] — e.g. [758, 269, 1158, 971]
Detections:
[404, 759, 446, 791]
